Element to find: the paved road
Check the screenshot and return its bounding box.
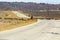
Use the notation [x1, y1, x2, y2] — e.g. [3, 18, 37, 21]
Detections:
[0, 19, 48, 40]
[37, 20, 60, 40]
[12, 11, 30, 18]
[0, 20, 60, 40]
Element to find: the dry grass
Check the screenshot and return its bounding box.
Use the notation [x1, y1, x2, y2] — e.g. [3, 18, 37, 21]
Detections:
[0, 11, 37, 31]
[0, 19, 37, 31]
[0, 11, 20, 18]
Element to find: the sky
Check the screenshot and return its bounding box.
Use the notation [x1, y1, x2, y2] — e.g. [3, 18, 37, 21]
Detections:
[0, 0, 60, 4]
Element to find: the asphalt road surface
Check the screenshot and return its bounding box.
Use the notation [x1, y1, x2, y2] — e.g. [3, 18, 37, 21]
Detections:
[0, 19, 60, 40]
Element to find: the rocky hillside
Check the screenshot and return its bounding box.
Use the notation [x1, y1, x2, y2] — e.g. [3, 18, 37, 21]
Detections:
[0, 2, 60, 18]
[0, 2, 60, 11]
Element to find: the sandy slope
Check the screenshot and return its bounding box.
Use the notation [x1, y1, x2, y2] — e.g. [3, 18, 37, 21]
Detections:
[12, 11, 30, 18]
